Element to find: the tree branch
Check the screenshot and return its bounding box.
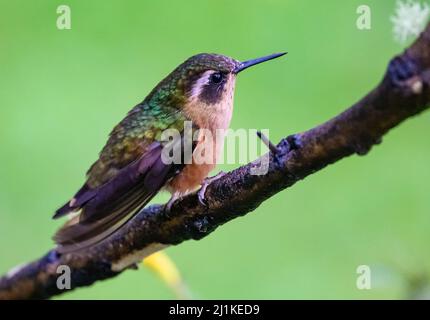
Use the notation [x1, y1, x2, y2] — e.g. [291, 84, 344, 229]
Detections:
[1, 24, 430, 300]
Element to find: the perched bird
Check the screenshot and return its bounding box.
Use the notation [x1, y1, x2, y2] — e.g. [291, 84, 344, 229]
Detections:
[53, 52, 286, 253]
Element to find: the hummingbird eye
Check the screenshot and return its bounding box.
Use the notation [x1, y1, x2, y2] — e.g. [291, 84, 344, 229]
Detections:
[210, 72, 224, 84]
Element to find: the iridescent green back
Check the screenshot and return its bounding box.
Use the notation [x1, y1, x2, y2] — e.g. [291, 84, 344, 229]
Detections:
[86, 53, 237, 188]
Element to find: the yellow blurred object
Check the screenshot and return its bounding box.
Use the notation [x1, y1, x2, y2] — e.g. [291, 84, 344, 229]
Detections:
[143, 251, 192, 299]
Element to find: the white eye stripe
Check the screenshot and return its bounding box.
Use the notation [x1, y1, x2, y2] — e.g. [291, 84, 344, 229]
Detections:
[190, 70, 216, 98]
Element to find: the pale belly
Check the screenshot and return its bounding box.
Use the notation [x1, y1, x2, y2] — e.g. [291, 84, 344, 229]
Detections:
[166, 132, 223, 195]
[168, 73, 235, 195]
[166, 162, 216, 194]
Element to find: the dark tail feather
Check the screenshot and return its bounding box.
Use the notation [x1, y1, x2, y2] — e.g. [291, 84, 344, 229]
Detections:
[52, 184, 96, 219]
[53, 192, 152, 253]
[53, 138, 190, 253]
[53, 202, 73, 219]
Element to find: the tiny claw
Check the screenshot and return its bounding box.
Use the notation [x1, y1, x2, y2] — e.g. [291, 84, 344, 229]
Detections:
[165, 193, 181, 214]
[197, 171, 226, 206]
[197, 189, 207, 206]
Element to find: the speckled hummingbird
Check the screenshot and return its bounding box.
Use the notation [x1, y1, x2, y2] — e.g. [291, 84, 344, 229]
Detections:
[53, 52, 286, 253]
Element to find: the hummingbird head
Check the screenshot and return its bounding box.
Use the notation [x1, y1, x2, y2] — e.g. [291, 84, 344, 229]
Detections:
[178, 52, 287, 107]
[150, 52, 286, 105]
[147, 52, 286, 111]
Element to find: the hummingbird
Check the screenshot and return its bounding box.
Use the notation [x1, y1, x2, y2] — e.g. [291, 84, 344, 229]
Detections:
[53, 52, 286, 253]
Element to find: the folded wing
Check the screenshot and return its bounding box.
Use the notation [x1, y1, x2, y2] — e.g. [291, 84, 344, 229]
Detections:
[53, 140, 184, 253]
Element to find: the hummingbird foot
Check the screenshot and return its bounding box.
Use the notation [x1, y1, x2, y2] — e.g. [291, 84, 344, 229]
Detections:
[197, 171, 226, 206]
[165, 193, 182, 214]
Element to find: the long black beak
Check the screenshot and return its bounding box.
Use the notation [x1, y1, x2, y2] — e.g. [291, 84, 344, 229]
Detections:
[234, 52, 287, 74]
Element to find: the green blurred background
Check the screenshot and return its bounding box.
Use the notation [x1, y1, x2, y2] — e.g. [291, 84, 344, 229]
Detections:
[1, 0, 430, 299]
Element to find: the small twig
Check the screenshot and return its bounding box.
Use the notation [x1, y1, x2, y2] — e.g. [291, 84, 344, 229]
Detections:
[257, 130, 279, 154]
